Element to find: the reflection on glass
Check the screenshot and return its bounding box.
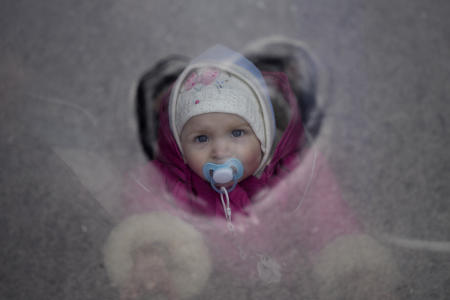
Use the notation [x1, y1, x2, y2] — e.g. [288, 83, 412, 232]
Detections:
[104, 39, 401, 300]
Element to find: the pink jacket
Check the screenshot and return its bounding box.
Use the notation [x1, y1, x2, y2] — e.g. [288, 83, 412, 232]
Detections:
[122, 72, 361, 282]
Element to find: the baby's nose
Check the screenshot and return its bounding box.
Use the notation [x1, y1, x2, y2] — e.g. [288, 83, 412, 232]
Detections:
[211, 138, 231, 160]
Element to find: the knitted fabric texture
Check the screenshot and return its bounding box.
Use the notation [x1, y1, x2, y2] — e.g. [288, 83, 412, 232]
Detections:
[169, 45, 276, 175]
[174, 68, 265, 152]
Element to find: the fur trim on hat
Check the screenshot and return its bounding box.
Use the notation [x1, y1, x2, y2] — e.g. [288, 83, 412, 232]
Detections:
[103, 212, 211, 299]
[312, 234, 402, 300]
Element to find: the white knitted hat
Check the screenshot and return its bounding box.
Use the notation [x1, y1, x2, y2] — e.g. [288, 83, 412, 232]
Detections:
[174, 68, 265, 149]
[169, 45, 276, 175]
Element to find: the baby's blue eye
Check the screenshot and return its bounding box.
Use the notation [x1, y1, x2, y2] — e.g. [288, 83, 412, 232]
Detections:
[195, 135, 208, 143]
[231, 129, 244, 137]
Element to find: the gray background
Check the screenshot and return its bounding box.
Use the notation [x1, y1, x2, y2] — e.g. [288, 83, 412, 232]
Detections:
[1, 0, 449, 299]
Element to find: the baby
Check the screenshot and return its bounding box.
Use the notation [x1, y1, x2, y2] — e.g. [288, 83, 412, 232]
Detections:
[104, 45, 401, 300]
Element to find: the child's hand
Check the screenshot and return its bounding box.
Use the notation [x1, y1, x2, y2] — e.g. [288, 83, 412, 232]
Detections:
[120, 244, 174, 300]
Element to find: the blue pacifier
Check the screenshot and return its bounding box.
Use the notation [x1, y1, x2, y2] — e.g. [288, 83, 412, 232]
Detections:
[202, 158, 244, 193]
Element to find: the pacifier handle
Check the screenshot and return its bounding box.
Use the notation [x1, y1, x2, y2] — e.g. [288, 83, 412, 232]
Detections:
[202, 158, 244, 194]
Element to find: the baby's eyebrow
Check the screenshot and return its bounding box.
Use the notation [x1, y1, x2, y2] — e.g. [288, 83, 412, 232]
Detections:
[183, 121, 251, 134]
[185, 124, 212, 132]
[234, 122, 251, 128]
[182, 127, 210, 136]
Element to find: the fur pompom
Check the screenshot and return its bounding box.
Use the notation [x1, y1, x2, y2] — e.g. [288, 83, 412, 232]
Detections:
[103, 212, 211, 299]
[312, 234, 401, 300]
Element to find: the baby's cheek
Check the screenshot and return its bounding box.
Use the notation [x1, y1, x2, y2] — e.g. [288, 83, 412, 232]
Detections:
[243, 152, 262, 175]
[186, 158, 206, 180]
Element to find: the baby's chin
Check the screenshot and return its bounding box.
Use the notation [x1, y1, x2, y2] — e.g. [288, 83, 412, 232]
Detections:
[202, 175, 249, 189]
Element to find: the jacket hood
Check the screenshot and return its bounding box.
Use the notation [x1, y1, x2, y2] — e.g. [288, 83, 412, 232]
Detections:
[155, 71, 304, 217]
[169, 45, 276, 175]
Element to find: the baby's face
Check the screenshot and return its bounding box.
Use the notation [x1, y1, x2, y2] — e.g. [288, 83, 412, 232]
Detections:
[180, 112, 262, 184]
